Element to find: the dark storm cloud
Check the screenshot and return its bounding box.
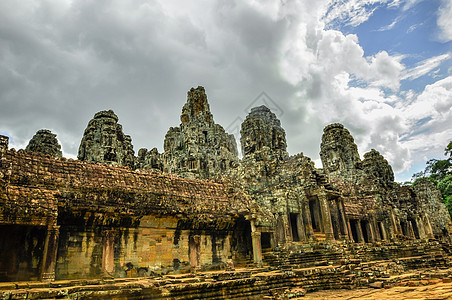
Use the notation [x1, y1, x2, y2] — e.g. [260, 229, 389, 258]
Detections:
[1, 0, 451, 182]
[0, 0, 297, 159]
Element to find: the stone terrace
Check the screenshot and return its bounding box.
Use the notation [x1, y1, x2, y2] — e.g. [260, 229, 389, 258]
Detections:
[0, 148, 249, 226]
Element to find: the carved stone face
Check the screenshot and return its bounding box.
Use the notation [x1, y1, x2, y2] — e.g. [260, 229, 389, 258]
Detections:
[327, 150, 340, 172]
[243, 135, 256, 156]
[275, 132, 286, 150]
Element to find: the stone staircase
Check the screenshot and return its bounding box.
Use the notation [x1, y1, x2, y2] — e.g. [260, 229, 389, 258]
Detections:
[1, 240, 451, 299]
[263, 244, 345, 270]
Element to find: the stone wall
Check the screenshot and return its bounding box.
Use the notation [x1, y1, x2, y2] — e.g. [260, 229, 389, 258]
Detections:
[415, 178, 452, 241]
[0, 141, 251, 281]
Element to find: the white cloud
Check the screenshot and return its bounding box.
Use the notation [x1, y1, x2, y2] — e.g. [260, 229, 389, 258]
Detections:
[401, 54, 451, 80]
[0, 0, 449, 183]
[438, 0, 452, 42]
[323, 0, 396, 28]
[377, 15, 403, 31]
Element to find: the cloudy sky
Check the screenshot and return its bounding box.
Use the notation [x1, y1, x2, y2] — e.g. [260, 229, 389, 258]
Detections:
[1, 0, 451, 182]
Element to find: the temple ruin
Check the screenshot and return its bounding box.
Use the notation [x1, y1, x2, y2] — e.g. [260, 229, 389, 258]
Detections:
[0, 86, 451, 299]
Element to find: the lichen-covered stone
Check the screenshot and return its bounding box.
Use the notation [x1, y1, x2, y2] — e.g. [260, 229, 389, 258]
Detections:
[362, 149, 395, 189]
[320, 123, 361, 178]
[0, 135, 9, 153]
[163, 86, 238, 179]
[1, 87, 452, 289]
[234, 105, 290, 188]
[240, 105, 288, 161]
[25, 129, 62, 157]
[414, 178, 452, 241]
[136, 147, 163, 171]
[78, 110, 135, 169]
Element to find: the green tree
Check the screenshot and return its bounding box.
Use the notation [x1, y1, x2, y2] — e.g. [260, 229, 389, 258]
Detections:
[413, 141, 452, 216]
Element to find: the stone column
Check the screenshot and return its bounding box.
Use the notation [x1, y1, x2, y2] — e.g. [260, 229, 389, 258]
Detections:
[40, 225, 60, 281]
[337, 200, 349, 240]
[276, 215, 286, 244]
[423, 216, 434, 239]
[416, 216, 427, 240]
[296, 213, 307, 242]
[367, 219, 376, 242]
[356, 221, 365, 243]
[250, 220, 262, 267]
[371, 219, 380, 241]
[318, 192, 334, 241]
[189, 235, 201, 269]
[379, 222, 388, 240]
[313, 199, 323, 232]
[302, 200, 315, 241]
[102, 230, 116, 277]
[329, 201, 340, 240]
[389, 210, 399, 239]
[407, 221, 415, 238]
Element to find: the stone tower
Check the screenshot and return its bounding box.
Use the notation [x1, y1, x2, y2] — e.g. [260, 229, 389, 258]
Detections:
[25, 129, 63, 157]
[78, 110, 135, 169]
[362, 149, 394, 188]
[320, 123, 361, 178]
[163, 86, 238, 179]
[240, 105, 288, 161]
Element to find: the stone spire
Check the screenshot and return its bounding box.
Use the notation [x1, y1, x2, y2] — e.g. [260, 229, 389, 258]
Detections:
[362, 149, 394, 188]
[163, 86, 238, 179]
[240, 105, 288, 161]
[320, 123, 361, 178]
[0, 135, 9, 154]
[78, 110, 135, 169]
[180, 86, 213, 125]
[25, 129, 62, 157]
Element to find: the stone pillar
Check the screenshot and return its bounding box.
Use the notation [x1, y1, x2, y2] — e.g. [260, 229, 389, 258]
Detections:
[250, 220, 262, 267]
[0, 135, 8, 155]
[416, 216, 427, 240]
[407, 221, 415, 238]
[102, 230, 116, 277]
[379, 222, 388, 241]
[371, 220, 380, 241]
[423, 216, 434, 239]
[303, 200, 315, 241]
[337, 200, 349, 240]
[296, 213, 307, 242]
[189, 235, 201, 269]
[368, 219, 376, 242]
[329, 201, 340, 240]
[313, 200, 323, 232]
[389, 210, 399, 239]
[40, 225, 60, 281]
[276, 215, 286, 244]
[356, 221, 365, 243]
[318, 192, 334, 241]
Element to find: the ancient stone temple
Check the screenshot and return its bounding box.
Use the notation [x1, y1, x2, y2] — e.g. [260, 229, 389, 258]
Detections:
[25, 129, 62, 157]
[1, 86, 451, 299]
[77, 110, 135, 169]
[163, 86, 239, 179]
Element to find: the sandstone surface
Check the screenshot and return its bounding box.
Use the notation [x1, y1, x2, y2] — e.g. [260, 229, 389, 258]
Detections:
[25, 129, 62, 157]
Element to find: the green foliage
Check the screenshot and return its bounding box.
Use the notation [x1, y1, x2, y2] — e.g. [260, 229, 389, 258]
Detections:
[438, 174, 452, 195]
[412, 140, 452, 217]
[438, 174, 452, 213]
[445, 141, 452, 157]
[411, 176, 435, 187]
